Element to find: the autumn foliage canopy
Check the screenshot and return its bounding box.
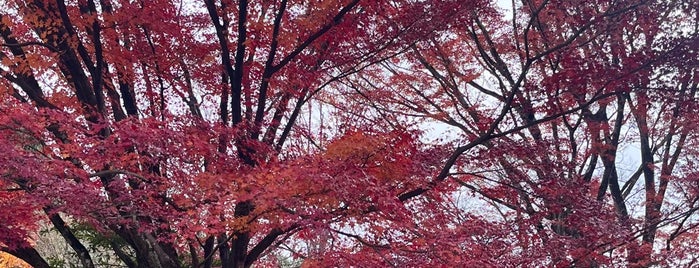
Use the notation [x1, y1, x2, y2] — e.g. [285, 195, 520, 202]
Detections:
[0, 0, 698, 267]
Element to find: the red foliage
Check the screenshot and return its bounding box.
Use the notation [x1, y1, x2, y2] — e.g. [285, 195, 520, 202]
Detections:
[0, 0, 698, 267]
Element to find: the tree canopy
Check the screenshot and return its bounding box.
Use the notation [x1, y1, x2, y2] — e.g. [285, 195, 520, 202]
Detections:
[0, 0, 698, 267]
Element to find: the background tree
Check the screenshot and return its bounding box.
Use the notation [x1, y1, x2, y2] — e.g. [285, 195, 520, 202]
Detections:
[0, 251, 31, 268]
[331, 0, 699, 266]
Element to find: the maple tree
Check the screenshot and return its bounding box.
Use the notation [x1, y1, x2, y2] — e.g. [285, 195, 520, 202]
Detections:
[330, 0, 699, 266]
[0, 0, 697, 267]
